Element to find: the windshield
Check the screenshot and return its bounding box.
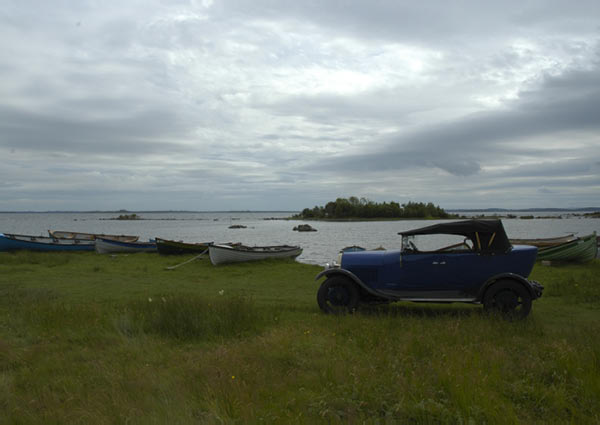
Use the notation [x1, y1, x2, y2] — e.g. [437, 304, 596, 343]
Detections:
[402, 234, 473, 253]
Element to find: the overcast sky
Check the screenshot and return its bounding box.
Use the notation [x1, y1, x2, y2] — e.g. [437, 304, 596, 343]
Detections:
[1, 1, 599, 211]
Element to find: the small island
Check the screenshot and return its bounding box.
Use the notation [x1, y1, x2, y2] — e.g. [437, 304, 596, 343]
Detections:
[293, 197, 454, 220]
[111, 213, 141, 220]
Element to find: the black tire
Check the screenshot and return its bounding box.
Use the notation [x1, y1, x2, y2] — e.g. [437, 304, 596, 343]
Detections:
[483, 280, 532, 319]
[317, 276, 359, 314]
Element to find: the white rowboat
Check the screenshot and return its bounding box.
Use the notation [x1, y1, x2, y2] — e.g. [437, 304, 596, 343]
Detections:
[209, 244, 302, 265]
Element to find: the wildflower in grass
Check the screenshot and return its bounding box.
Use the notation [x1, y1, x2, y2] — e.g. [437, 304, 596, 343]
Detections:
[148, 297, 153, 303]
[231, 375, 235, 380]
[219, 290, 224, 295]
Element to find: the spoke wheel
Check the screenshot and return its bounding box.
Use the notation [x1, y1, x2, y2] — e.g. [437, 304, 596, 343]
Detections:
[483, 280, 532, 319]
[317, 276, 359, 314]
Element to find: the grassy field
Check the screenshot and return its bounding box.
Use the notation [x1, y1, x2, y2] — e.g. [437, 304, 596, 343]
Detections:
[0, 251, 599, 424]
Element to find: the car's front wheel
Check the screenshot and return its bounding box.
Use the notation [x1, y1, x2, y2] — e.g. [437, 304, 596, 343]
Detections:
[483, 280, 532, 319]
[317, 276, 359, 314]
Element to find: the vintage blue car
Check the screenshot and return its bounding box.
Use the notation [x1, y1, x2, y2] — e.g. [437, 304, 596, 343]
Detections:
[316, 219, 543, 318]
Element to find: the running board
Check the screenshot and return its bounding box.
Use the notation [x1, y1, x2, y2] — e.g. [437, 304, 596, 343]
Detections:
[397, 297, 477, 303]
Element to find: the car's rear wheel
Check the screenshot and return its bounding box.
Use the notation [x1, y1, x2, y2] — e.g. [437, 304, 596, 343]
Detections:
[483, 280, 532, 319]
[317, 276, 359, 314]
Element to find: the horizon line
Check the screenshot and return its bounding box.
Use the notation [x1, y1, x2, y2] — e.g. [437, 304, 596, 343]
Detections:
[0, 207, 599, 214]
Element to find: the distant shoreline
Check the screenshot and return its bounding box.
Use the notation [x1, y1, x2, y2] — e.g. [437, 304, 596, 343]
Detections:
[0, 210, 300, 214]
[0, 208, 598, 214]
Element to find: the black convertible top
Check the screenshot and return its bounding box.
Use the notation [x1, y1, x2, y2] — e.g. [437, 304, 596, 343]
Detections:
[399, 219, 512, 254]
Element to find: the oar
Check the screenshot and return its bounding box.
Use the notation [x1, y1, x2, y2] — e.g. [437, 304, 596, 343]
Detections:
[165, 248, 209, 270]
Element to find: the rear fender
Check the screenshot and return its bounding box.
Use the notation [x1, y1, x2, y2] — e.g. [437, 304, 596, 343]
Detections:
[315, 268, 392, 299]
[477, 273, 540, 301]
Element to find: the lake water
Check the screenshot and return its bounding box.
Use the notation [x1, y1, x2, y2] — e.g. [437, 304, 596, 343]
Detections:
[0, 211, 598, 265]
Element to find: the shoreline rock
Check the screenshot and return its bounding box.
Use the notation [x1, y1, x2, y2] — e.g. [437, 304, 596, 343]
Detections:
[293, 224, 317, 232]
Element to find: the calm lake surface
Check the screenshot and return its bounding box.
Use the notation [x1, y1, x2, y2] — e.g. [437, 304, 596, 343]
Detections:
[0, 211, 598, 265]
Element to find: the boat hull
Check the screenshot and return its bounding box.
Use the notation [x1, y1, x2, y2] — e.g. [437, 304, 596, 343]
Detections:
[537, 233, 597, 262]
[0, 233, 95, 252]
[209, 244, 302, 265]
[49, 230, 139, 242]
[509, 234, 576, 248]
[95, 238, 157, 254]
[155, 238, 211, 255]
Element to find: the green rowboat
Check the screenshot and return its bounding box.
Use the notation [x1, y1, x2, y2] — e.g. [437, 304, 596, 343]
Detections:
[536, 232, 597, 262]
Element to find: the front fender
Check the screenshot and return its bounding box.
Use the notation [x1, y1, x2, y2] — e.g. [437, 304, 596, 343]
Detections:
[315, 268, 392, 299]
[477, 272, 543, 301]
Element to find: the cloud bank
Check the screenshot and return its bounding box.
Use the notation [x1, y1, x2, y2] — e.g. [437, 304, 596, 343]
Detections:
[0, 0, 599, 210]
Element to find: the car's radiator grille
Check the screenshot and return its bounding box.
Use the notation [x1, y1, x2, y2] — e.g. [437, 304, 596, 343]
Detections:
[351, 267, 378, 285]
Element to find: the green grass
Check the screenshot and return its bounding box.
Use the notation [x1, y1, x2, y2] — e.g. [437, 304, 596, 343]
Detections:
[0, 251, 599, 423]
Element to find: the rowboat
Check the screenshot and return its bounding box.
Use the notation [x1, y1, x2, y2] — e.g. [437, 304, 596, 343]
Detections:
[340, 245, 366, 252]
[209, 244, 302, 265]
[95, 238, 157, 254]
[0, 233, 95, 252]
[155, 238, 212, 255]
[536, 232, 597, 262]
[509, 234, 576, 248]
[48, 230, 139, 242]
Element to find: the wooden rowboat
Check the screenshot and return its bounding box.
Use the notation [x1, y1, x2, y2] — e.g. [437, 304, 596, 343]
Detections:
[209, 244, 302, 265]
[536, 233, 597, 262]
[155, 238, 212, 255]
[0, 233, 95, 252]
[509, 234, 576, 248]
[95, 238, 157, 254]
[340, 245, 366, 252]
[48, 230, 139, 242]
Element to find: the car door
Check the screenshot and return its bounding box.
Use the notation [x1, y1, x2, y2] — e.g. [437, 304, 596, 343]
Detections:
[385, 251, 476, 298]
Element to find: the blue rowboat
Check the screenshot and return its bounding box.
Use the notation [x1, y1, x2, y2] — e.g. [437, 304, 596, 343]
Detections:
[0, 233, 95, 252]
[95, 237, 157, 254]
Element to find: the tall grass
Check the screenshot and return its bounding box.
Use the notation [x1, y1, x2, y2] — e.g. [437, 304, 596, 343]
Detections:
[117, 294, 272, 341]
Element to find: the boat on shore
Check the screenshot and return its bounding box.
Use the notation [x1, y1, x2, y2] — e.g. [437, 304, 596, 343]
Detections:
[0, 233, 95, 252]
[536, 232, 597, 262]
[95, 238, 157, 254]
[48, 230, 139, 242]
[155, 238, 212, 255]
[340, 245, 366, 252]
[509, 234, 576, 248]
[209, 244, 302, 265]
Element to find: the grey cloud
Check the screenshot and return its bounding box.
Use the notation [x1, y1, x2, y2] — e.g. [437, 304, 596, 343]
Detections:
[0, 106, 192, 156]
[303, 66, 600, 177]
[218, 0, 600, 46]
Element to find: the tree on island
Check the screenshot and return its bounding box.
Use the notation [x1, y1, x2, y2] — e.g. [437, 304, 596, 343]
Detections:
[115, 213, 140, 220]
[295, 197, 451, 219]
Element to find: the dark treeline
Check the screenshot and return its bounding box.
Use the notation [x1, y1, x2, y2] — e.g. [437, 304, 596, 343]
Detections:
[295, 197, 452, 219]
